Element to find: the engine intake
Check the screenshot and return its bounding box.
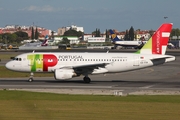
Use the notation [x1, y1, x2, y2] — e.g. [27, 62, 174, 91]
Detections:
[54, 69, 76, 80]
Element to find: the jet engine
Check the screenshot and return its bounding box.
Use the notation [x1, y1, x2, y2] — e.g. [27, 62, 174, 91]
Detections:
[54, 69, 76, 80]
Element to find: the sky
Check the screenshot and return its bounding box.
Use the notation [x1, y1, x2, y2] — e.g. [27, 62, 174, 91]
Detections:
[0, 0, 180, 33]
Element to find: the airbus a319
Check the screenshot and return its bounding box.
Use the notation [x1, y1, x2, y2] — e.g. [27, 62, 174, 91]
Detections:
[5, 23, 175, 83]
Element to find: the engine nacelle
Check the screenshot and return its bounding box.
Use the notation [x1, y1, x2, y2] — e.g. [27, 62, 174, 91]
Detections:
[54, 69, 76, 80]
[92, 67, 108, 74]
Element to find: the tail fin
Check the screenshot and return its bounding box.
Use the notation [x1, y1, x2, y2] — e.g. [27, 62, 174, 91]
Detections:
[109, 29, 122, 42]
[136, 23, 173, 55]
[41, 35, 49, 46]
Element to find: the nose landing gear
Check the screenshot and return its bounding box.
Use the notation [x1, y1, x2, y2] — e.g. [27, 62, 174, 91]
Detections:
[28, 72, 34, 82]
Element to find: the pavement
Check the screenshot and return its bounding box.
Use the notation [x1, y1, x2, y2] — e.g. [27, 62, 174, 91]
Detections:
[0, 49, 180, 95]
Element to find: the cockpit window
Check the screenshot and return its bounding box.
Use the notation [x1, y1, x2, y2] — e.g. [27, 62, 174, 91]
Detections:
[13, 57, 22, 61]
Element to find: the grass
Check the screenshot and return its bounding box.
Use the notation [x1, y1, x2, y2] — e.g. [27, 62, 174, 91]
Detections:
[0, 90, 180, 120]
[0, 66, 53, 78]
[0, 52, 20, 60]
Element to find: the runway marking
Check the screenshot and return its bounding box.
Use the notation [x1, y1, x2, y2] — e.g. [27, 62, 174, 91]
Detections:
[0, 85, 112, 89]
[146, 68, 154, 74]
[139, 85, 156, 89]
[45, 85, 113, 89]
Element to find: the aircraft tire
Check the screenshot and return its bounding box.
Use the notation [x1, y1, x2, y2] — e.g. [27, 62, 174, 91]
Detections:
[28, 78, 34, 82]
[83, 77, 91, 83]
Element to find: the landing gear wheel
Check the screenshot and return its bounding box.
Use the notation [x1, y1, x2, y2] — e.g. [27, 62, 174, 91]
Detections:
[83, 77, 91, 83]
[28, 72, 34, 82]
[28, 78, 34, 82]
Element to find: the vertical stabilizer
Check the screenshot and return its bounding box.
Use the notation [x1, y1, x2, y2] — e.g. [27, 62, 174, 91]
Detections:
[109, 29, 122, 42]
[136, 23, 173, 55]
[41, 35, 49, 46]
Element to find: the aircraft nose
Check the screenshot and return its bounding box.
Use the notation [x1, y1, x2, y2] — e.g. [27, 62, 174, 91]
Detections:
[5, 61, 13, 70]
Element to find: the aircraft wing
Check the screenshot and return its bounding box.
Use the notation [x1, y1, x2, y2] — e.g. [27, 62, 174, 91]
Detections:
[60, 62, 109, 75]
[60, 63, 108, 69]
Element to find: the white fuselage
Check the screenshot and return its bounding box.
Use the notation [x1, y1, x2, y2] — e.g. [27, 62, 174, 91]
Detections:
[115, 41, 147, 46]
[5, 52, 175, 75]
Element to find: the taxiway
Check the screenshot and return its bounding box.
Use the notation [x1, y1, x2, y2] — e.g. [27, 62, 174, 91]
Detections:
[0, 49, 180, 95]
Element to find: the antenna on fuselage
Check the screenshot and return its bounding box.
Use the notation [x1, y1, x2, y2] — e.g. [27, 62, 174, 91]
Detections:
[106, 50, 109, 53]
[32, 50, 35, 53]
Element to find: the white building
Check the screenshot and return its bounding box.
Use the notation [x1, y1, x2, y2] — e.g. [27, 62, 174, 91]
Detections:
[87, 37, 106, 43]
[69, 25, 84, 32]
[54, 36, 79, 44]
[58, 25, 84, 35]
[5, 25, 16, 29]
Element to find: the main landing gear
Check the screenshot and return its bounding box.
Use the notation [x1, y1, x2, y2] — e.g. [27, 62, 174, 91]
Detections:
[28, 72, 34, 82]
[83, 76, 91, 83]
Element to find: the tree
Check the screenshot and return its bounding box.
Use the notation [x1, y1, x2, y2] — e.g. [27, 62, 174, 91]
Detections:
[92, 28, 101, 37]
[8, 33, 18, 43]
[51, 31, 54, 39]
[2, 33, 11, 44]
[35, 27, 39, 40]
[63, 29, 83, 37]
[96, 29, 101, 37]
[170, 28, 180, 39]
[105, 29, 108, 38]
[60, 37, 70, 44]
[105, 29, 111, 42]
[124, 30, 129, 40]
[98, 29, 101, 37]
[14, 31, 28, 38]
[149, 29, 154, 36]
[31, 27, 34, 40]
[129, 26, 134, 40]
[14, 31, 29, 43]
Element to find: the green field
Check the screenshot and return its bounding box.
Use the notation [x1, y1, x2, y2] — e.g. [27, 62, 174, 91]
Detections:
[0, 66, 53, 78]
[0, 90, 180, 120]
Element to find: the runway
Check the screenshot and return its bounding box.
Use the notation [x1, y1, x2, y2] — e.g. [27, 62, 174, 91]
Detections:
[0, 49, 180, 95]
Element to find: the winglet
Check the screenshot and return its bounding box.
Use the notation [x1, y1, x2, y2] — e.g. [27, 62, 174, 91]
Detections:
[136, 23, 173, 55]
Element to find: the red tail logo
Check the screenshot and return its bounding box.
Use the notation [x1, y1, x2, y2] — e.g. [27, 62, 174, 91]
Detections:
[152, 23, 172, 54]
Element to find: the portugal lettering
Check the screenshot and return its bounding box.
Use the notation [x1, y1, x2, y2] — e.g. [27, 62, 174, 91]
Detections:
[59, 55, 83, 59]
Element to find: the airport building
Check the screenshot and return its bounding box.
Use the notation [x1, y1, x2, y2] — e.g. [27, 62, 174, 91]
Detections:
[54, 36, 79, 44]
[57, 25, 84, 36]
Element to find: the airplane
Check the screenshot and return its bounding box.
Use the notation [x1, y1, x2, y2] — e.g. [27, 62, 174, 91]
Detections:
[18, 35, 50, 50]
[109, 29, 147, 49]
[41, 35, 49, 46]
[5, 23, 175, 83]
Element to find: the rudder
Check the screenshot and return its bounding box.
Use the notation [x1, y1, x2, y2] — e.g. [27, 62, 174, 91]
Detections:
[137, 23, 173, 55]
